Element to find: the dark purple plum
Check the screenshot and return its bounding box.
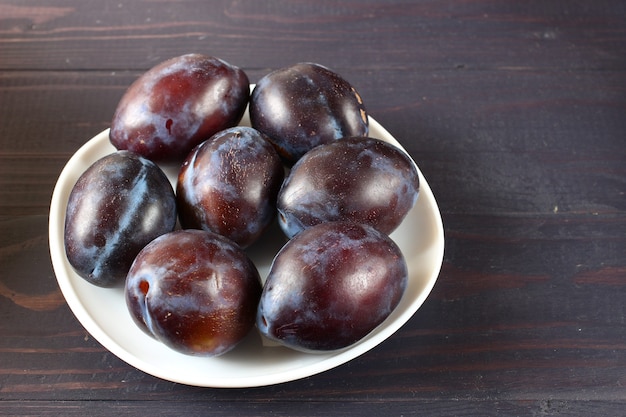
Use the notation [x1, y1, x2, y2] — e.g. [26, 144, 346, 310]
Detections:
[249, 62, 368, 164]
[64, 151, 177, 287]
[176, 126, 284, 248]
[110, 54, 249, 162]
[257, 222, 408, 352]
[125, 229, 262, 356]
[277, 137, 419, 238]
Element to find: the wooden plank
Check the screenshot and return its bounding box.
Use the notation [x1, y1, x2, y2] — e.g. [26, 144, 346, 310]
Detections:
[4, 399, 626, 417]
[0, 1, 625, 71]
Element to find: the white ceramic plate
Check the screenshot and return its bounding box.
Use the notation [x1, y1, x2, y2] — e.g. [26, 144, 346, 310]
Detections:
[49, 109, 444, 388]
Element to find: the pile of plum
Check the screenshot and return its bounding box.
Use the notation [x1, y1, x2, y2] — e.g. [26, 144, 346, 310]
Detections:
[64, 54, 420, 356]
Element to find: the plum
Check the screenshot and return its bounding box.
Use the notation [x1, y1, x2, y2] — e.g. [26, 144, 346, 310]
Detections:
[110, 54, 249, 162]
[176, 126, 284, 248]
[257, 222, 408, 352]
[277, 136, 419, 238]
[249, 62, 368, 164]
[125, 229, 262, 356]
[64, 151, 177, 287]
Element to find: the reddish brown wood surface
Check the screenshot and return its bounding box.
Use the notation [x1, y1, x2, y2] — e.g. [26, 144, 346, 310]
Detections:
[1, 1, 625, 415]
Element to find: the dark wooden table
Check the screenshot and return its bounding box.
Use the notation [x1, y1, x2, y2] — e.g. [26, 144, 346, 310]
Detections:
[1, 1, 625, 415]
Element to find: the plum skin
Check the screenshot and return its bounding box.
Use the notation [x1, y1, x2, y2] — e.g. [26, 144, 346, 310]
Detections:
[249, 62, 368, 164]
[64, 151, 177, 287]
[125, 229, 262, 357]
[277, 136, 420, 238]
[176, 126, 284, 248]
[109, 53, 250, 162]
[257, 221, 408, 352]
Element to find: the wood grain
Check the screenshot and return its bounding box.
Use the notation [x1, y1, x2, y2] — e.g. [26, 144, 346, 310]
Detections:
[1, 1, 625, 71]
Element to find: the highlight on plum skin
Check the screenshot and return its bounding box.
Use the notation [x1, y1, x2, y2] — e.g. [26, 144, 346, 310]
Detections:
[125, 229, 262, 357]
[256, 221, 408, 352]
